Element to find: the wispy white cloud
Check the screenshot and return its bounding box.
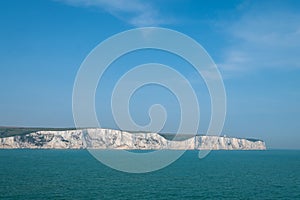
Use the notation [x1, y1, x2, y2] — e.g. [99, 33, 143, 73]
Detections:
[219, 3, 300, 73]
[57, 0, 167, 27]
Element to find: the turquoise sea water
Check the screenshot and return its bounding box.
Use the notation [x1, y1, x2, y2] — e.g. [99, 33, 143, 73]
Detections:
[0, 150, 299, 200]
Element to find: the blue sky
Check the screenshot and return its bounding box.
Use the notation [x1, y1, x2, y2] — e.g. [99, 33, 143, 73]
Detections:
[0, 0, 300, 149]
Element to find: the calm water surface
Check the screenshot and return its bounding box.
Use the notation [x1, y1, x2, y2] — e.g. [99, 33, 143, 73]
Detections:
[0, 150, 299, 200]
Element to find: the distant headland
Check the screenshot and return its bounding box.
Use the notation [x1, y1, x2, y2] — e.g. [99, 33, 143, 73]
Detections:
[0, 127, 266, 150]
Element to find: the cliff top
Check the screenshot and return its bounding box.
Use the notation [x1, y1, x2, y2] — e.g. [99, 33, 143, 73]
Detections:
[0, 126, 264, 142]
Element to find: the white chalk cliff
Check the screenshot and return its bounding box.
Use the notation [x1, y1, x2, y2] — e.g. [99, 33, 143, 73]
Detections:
[0, 128, 266, 150]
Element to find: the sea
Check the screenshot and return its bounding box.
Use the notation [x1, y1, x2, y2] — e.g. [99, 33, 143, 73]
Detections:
[0, 150, 299, 200]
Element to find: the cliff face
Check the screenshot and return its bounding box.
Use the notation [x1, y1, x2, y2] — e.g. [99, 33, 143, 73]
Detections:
[0, 128, 266, 150]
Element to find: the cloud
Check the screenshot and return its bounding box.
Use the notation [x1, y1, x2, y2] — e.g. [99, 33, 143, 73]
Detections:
[219, 2, 300, 73]
[57, 0, 166, 27]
